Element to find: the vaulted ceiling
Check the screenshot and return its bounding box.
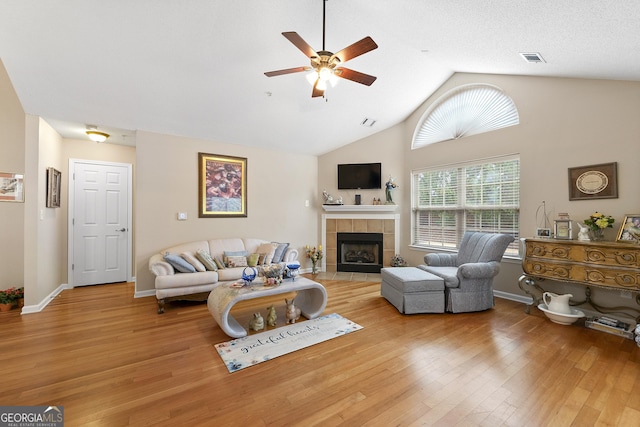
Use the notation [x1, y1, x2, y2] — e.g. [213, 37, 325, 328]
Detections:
[1, 1, 639, 155]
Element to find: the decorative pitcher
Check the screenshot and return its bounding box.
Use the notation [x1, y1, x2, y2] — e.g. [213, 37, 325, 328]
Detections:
[542, 292, 573, 314]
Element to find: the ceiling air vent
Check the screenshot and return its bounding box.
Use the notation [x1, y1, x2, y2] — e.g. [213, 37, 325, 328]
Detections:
[520, 52, 545, 63]
[361, 118, 376, 127]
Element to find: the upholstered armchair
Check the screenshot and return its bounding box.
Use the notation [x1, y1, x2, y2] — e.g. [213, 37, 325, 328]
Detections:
[418, 232, 514, 313]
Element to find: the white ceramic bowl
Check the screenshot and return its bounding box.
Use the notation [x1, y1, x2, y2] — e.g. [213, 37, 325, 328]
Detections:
[538, 303, 585, 325]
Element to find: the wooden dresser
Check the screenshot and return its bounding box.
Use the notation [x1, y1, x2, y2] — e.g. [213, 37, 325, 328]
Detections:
[519, 238, 640, 317]
[522, 238, 640, 291]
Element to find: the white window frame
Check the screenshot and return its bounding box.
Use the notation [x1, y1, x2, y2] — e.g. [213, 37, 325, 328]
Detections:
[411, 154, 520, 257]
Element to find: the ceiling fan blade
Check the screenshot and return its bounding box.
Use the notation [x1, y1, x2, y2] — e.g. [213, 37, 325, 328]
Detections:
[312, 80, 324, 98]
[282, 32, 318, 58]
[264, 66, 310, 77]
[333, 36, 378, 63]
[334, 67, 377, 86]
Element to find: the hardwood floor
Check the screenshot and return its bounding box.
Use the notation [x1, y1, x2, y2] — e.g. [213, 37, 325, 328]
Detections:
[2, 277, 640, 426]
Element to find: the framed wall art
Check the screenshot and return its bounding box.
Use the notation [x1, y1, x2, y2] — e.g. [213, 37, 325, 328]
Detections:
[0, 172, 24, 202]
[198, 153, 247, 218]
[568, 162, 618, 201]
[46, 167, 61, 208]
[616, 214, 640, 244]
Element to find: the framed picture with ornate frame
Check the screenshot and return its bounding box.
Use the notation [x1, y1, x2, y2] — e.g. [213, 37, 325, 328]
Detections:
[568, 162, 618, 201]
[616, 214, 640, 244]
[46, 167, 61, 208]
[198, 152, 247, 218]
[0, 172, 24, 202]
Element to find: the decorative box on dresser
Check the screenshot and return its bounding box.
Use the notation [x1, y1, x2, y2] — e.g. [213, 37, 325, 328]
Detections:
[519, 238, 640, 319]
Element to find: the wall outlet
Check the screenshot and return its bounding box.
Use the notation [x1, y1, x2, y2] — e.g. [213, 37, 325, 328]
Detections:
[620, 290, 632, 299]
[177, 212, 187, 221]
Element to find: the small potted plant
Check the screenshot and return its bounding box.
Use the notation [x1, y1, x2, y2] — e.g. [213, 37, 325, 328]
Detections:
[0, 287, 17, 311]
[15, 287, 24, 308]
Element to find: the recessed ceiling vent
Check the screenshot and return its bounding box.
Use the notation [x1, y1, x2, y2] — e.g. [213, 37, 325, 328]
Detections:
[361, 118, 376, 127]
[520, 52, 545, 63]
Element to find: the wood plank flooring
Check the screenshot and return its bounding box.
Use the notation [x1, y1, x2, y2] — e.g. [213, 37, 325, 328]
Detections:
[2, 277, 640, 426]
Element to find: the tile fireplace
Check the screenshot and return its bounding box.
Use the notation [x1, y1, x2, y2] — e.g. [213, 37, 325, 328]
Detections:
[337, 232, 383, 273]
[321, 205, 399, 273]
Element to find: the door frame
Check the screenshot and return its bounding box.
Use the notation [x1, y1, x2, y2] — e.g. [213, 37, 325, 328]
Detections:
[67, 159, 133, 287]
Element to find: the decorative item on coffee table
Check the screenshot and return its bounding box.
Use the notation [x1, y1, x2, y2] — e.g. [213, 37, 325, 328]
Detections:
[242, 267, 257, 285]
[248, 312, 265, 331]
[305, 245, 323, 274]
[261, 264, 284, 286]
[266, 305, 278, 326]
[286, 262, 301, 281]
[285, 298, 301, 324]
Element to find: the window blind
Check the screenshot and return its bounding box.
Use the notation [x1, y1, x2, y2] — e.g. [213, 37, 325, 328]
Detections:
[412, 156, 520, 256]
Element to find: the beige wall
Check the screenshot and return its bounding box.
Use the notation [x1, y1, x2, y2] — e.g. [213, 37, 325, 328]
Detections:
[0, 59, 26, 290]
[23, 117, 65, 305]
[320, 73, 640, 302]
[134, 131, 319, 294]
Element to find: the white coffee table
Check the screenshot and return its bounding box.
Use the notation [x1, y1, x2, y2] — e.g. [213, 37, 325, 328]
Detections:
[207, 276, 327, 338]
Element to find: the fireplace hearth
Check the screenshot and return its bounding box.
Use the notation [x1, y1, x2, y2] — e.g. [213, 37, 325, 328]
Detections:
[337, 232, 383, 273]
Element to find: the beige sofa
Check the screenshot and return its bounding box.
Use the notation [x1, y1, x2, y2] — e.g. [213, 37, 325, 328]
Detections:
[148, 238, 299, 313]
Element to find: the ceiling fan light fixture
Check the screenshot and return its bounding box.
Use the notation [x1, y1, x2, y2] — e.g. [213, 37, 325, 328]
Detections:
[86, 130, 110, 143]
[263, 0, 378, 98]
[306, 70, 319, 85]
[318, 66, 333, 81]
[316, 79, 328, 91]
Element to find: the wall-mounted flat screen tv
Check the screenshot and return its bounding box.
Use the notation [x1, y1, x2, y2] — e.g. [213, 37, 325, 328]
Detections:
[337, 162, 382, 189]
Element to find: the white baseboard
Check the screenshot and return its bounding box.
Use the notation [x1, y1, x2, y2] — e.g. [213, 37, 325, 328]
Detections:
[493, 290, 533, 305]
[134, 289, 155, 299]
[20, 283, 71, 315]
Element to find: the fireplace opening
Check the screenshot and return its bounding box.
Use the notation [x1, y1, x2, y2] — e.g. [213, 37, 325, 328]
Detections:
[337, 232, 383, 273]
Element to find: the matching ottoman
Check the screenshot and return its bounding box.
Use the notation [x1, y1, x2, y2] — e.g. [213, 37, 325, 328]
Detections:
[381, 267, 445, 314]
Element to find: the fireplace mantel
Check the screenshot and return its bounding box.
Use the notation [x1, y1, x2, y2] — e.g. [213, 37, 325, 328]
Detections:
[322, 204, 398, 213]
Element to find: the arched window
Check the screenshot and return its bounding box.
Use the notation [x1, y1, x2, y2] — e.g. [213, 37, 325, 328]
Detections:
[412, 84, 519, 149]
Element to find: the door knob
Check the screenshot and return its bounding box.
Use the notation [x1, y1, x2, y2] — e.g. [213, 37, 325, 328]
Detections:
[116, 228, 127, 232]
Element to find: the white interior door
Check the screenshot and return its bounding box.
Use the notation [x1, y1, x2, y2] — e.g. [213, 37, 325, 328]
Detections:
[70, 160, 131, 286]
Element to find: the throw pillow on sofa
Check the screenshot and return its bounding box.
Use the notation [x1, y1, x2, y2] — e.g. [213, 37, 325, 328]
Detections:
[224, 250, 249, 258]
[181, 252, 206, 272]
[257, 242, 278, 264]
[163, 252, 196, 273]
[214, 256, 226, 269]
[195, 249, 218, 271]
[271, 242, 290, 263]
[247, 253, 260, 267]
[225, 255, 248, 268]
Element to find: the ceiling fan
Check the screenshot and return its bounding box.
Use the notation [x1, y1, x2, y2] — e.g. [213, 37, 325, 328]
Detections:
[264, 0, 378, 98]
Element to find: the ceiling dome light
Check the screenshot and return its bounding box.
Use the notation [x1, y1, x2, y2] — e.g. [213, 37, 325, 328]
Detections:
[86, 130, 109, 143]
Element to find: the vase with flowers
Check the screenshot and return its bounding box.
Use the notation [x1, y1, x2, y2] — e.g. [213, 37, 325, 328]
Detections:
[583, 212, 615, 241]
[305, 245, 323, 275]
